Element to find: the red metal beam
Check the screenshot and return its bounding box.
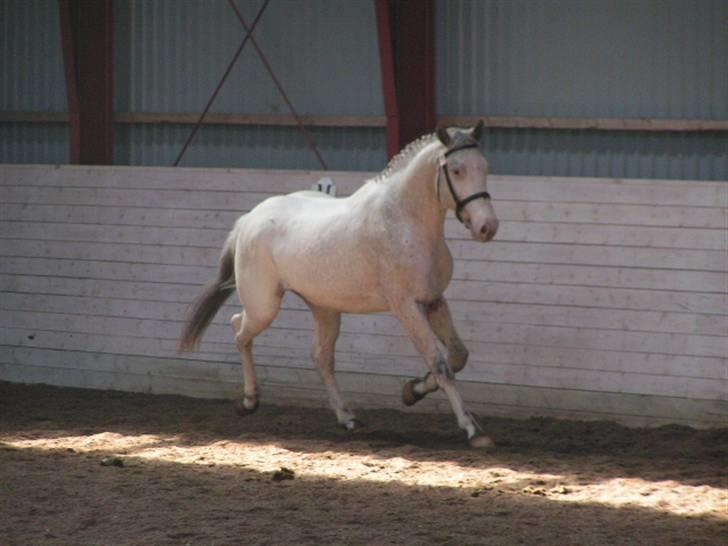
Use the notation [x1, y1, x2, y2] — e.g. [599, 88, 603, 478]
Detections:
[388, 0, 436, 145]
[375, 0, 400, 159]
[58, 0, 80, 163]
[58, 0, 114, 165]
[375, 0, 435, 158]
[77, 0, 113, 164]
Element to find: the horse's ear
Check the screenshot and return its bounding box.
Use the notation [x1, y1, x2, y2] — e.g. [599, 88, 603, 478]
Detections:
[436, 127, 452, 147]
[472, 119, 485, 142]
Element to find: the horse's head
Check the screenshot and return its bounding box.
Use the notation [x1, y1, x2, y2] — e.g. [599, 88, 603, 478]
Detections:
[436, 122, 499, 242]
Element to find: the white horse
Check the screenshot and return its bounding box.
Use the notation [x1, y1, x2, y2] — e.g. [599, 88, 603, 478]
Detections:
[179, 122, 499, 447]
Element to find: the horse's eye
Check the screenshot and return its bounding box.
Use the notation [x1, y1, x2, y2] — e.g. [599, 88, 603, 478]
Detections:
[453, 168, 461, 176]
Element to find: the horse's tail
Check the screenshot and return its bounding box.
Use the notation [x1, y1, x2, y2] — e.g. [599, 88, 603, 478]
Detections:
[178, 226, 238, 353]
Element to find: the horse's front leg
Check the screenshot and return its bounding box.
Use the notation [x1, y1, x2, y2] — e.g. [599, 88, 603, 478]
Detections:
[391, 299, 493, 448]
[428, 297, 469, 372]
[402, 297, 468, 406]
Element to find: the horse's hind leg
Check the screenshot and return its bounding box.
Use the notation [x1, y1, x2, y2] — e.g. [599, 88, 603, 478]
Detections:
[231, 291, 282, 415]
[402, 297, 468, 406]
[309, 305, 361, 431]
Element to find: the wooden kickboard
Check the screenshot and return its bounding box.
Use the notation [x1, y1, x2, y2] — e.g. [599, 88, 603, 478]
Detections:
[1, 164, 726, 427]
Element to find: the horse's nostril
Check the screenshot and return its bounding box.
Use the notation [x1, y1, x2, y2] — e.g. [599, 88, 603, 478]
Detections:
[479, 224, 489, 236]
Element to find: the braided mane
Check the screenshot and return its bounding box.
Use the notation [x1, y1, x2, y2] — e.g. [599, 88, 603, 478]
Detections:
[373, 128, 480, 183]
[374, 133, 437, 182]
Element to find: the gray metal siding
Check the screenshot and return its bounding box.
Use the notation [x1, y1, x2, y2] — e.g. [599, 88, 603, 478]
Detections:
[0, 0, 67, 111]
[482, 127, 727, 181]
[114, 124, 386, 171]
[0, 124, 68, 164]
[0, 0, 68, 164]
[437, 0, 727, 119]
[116, 0, 383, 116]
[437, 0, 728, 180]
[113, 0, 384, 169]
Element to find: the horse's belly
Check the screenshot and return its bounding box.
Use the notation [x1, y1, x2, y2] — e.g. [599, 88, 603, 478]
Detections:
[306, 290, 390, 314]
[282, 257, 389, 313]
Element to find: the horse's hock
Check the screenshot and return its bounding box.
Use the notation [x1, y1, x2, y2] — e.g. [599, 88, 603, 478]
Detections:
[0, 164, 726, 428]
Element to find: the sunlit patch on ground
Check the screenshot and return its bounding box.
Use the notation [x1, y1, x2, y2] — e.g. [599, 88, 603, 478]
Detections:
[6, 431, 726, 519]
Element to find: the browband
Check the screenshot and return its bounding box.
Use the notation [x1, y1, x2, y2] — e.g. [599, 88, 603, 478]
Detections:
[444, 142, 479, 157]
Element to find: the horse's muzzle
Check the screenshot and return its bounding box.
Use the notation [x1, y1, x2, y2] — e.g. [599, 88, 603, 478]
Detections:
[469, 217, 499, 242]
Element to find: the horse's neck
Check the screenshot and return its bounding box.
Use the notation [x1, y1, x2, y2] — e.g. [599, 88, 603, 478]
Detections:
[387, 142, 445, 230]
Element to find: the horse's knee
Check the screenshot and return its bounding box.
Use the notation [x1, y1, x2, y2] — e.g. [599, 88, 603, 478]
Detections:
[450, 342, 469, 373]
[426, 298, 445, 314]
[429, 352, 472, 392]
[434, 356, 455, 381]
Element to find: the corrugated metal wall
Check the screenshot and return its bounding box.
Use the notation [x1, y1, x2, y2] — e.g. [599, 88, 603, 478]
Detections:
[479, 128, 727, 181]
[114, 124, 385, 171]
[116, 0, 383, 116]
[113, 0, 386, 170]
[437, 0, 728, 180]
[0, 0, 68, 163]
[1, 0, 726, 178]
[438, 0, 727, 119]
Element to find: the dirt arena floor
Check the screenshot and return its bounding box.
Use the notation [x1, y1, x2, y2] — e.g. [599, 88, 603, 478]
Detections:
[1, 381, 726, 545]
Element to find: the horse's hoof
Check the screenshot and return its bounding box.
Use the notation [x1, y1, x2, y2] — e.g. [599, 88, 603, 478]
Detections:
[340, 418, 364, 432]
[469, 434, 495, 449]
[402, 379, 426, 406]
[233, 397, 259, 416]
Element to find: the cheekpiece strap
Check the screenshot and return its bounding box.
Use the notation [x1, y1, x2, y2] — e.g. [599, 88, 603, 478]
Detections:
[439, 142, 491, 224]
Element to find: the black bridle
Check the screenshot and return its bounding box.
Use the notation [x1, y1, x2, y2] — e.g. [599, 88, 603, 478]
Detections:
[436, 143, 492, 224]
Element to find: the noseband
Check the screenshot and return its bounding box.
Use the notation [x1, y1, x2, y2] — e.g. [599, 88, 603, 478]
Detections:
[436, 143, 491, 224]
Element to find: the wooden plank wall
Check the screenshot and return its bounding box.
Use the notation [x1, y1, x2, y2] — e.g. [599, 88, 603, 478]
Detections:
[1, 164, 726, 427]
